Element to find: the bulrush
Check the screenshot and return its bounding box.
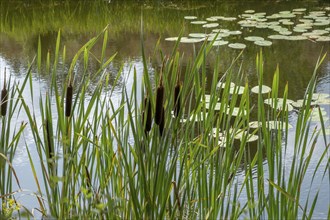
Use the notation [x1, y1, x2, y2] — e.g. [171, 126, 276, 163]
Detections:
[1, 69, 8, 116]
[65, 80, 73, 117]
[143, 96, 152, 133]
[174, 75, 181, 118]
[155, 75, 164, 125]
[159, 106, 165, 136]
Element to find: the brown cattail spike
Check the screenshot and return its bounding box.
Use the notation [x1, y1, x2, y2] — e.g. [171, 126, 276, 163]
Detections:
[155, 76, 164, 125]
[159, 106, 165, 136]
[1, 68, 8, 116]
[174, 74, 181, 117]
[143, 97, 152, 133]
[45, 119, 53, 160]
[65, 81, 73, 117]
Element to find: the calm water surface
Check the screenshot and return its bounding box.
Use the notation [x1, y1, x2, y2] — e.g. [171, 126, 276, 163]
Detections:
[0, 0, 329, 218]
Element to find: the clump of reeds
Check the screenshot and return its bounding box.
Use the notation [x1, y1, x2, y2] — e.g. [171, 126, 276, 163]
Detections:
[1, 68, 8, 116]
[65, 78, 73, 117]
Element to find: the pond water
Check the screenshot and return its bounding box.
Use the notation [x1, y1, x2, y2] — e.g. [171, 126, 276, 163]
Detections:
[0, 0, 329, 218]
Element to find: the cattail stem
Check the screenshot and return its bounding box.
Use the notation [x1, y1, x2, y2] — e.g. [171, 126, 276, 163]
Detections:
[65, 82, 73, 117]
[1, 68, 8, 116]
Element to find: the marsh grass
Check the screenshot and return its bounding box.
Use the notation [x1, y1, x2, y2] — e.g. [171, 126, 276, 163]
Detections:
[0, 28, 328, 219]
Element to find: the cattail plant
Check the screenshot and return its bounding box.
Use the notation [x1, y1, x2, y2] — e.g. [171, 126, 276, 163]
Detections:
[159, 106, 165, 136]
[155, 74, 164, 125]
[1, 68, 8, 116]
[143, 96, 152, 133]
[173, 74, 181, 118]
[65, 78, 73, 117]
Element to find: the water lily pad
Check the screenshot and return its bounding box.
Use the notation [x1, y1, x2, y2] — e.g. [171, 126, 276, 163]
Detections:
[299, 19, 313, 23]
[245, 10, 255, 14]
[233, 130, 258, 142]
[213, 40, 229, 46]
[256, 18, 268, 22]
[208, 32, 230, 39]
[184, 16, 198, 20]
[241, 23, 257, 28]
[255, 23, 269, 29]
[165, 37, 180, 41]
[286, 35, 308, 40]
[202, 94, 219, 103]
[316, 98, 330, 105]
[264, 98, 294, 111]
[244, 36, 265, 41]
[217, 81, 236, 89]
[203, 23, 219, 28]
[225, 107, 247, 116]
[293, 8, 307, 12]
[191, 21, 207, 25]
[279, 31, 292, 35]
[279, 11, 292, 14]
[316, 36, 330, 41]
[312, 93, 330, 100]
[229, 86, 245, 95]
[189, 33, 208, 38]
[221, 17, 237, 21]
[282, 21, 295, 25]
[227, 30, 242, 35]
[291, 99, 318, 108]
[251, 85, 271, 94]
[266, 121, 293, 130]
[280, 14, 296, 19]
[189, 112, 209, 122]
[254, 40, 272, 46]
[295, 24, 313, 30]
[254, 12, 267, 16]
[228, 43, 246, 49]
[268, 34, 289, 40]
[212, 28, 230, 33]
[205, 102, 223, 111]
[313, 21, 330, 26]
[180, 38, 204, 43]
[249, 121, 262, 129]
[293, 28, 308, 33]
[206, 17, 218, 22]
[267, 14, 281, 19]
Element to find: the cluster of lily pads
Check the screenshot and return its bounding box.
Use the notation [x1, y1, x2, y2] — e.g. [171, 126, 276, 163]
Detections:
[172, 79, 330, 146]
[165, 7, 330, 48]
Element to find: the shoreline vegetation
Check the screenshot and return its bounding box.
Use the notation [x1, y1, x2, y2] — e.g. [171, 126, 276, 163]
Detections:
[0, 27, 329, 219]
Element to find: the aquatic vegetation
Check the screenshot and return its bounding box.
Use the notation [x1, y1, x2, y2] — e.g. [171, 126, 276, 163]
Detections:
[0, 27, 328, 219]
